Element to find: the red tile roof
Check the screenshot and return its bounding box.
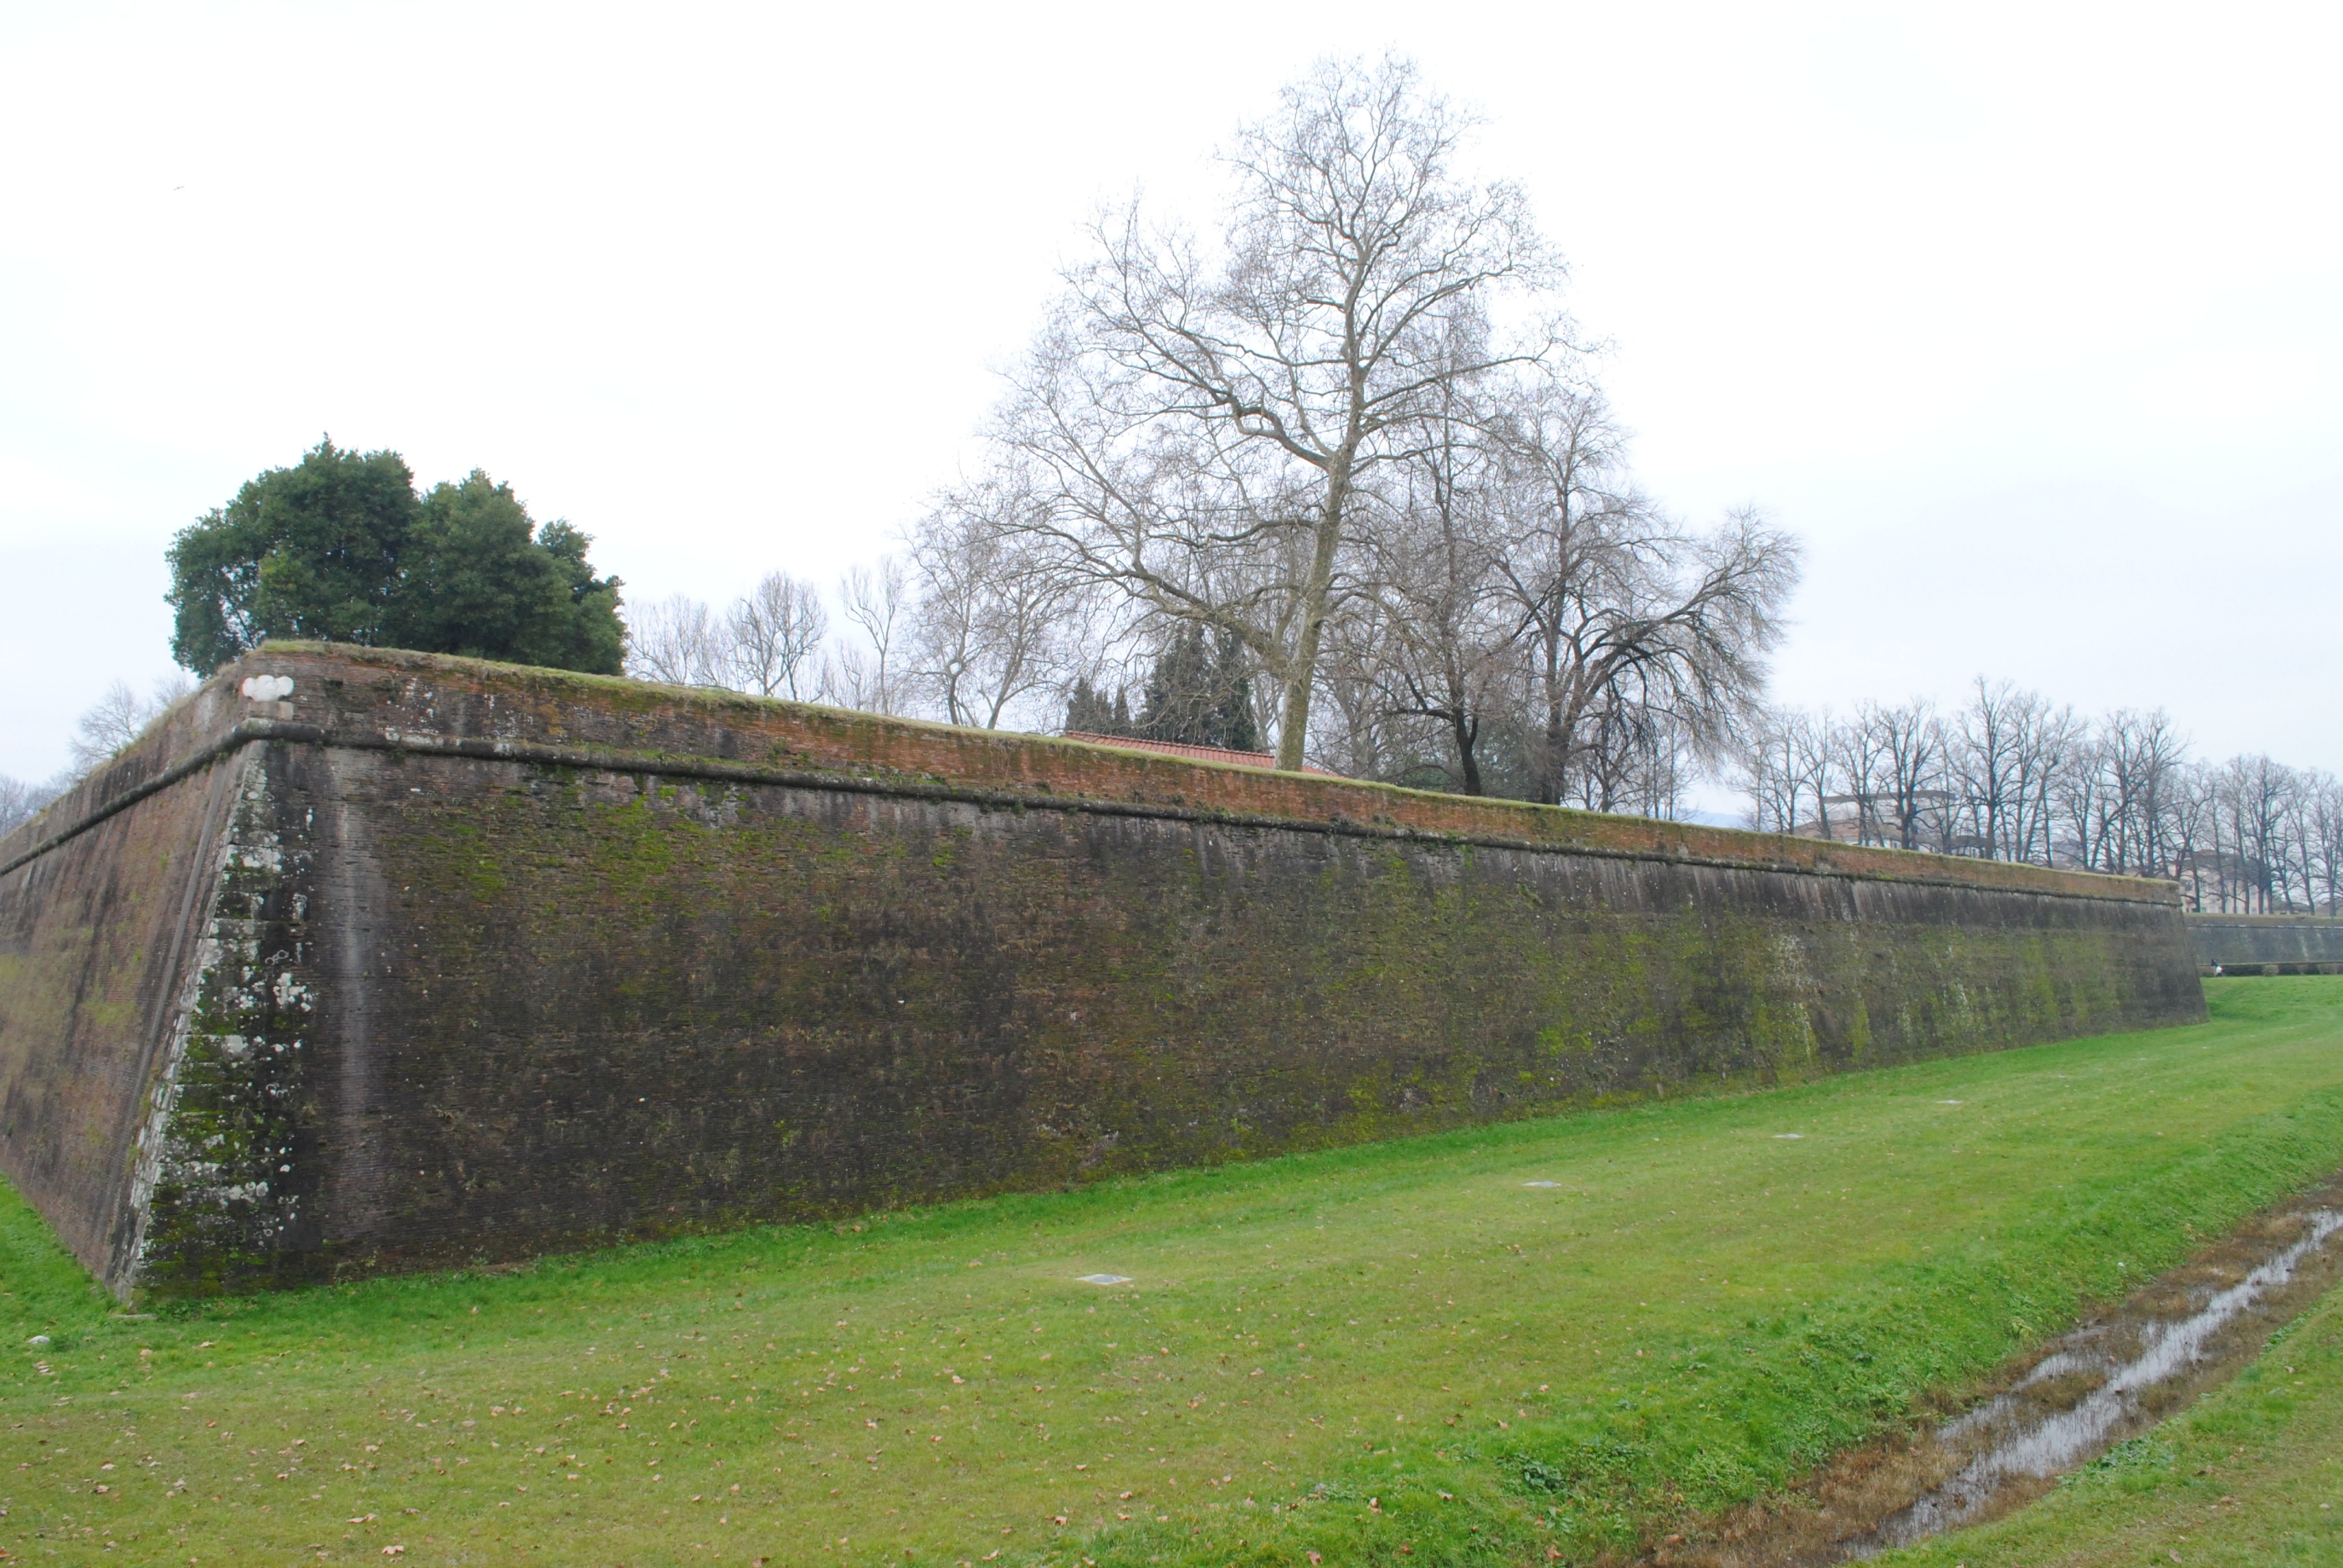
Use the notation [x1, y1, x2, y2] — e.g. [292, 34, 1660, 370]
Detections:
[1060, 731, 1339, 776]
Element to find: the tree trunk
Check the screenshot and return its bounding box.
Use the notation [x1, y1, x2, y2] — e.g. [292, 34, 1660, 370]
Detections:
[1453, 710, 1483, 796]
[1274, 454, 1352, 771]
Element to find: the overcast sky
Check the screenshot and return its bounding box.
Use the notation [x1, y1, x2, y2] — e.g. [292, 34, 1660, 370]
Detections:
[3, 2, 2336, 797]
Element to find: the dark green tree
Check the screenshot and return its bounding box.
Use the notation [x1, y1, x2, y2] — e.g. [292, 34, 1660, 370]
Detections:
[166, 438, 418, 671]
[381, 471, 624, 674]
[1139, 626, 1211, 744]
[1207, 629, 1259, 751]
[1065, 677, 1110, 734]
[166, 439, 625, 676]
[1064, 677, 1139, 736]
[1137, 626, 1259, 750]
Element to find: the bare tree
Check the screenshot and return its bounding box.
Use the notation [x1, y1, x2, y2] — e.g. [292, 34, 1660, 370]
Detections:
[2307, 774, 2343, 915]
[2094, 709, 2189, 876]
[0, 774, 59, 835]
[2006, 696, 2080, 865]
[1860, 700, 1946, 851]
[1477, 375, 1799, 808]
[905, 484, 1087, 730]
[1312, 591, 1433, 781]
[997, 56, 1560, 768]
[1741, 678, 2341, 910]
[627, 595, 726, 687]
[2209, 755, 2293, 909]
[830, 556, 912, 716]
[725, 571, 828, 699]
[1948, 679, 2029, 856]
[69, 681, 152, 770]
[2164, 761, 2217, 907]
[1576, 705, 1703, 819]
[1361, 394, 1515, 793]
[65, 674, 195, 772]
[1743, 706, 1835, 836]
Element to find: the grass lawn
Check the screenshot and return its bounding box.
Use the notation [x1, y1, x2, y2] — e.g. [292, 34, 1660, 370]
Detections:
[3, 976, 2341, 1566]
[1881, 1262, 2343, 1566]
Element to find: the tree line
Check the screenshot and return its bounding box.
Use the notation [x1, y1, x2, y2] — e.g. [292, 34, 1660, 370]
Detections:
[11, 54, 2327, 903]
[1741, 680, 2343, 912]
[75, 56, 1790, 820]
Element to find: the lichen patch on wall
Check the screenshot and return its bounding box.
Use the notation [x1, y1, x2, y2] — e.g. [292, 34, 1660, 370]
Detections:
[126, 747, 323, 1296]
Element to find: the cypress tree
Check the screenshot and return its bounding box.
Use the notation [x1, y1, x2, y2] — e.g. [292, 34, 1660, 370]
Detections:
[1133, 624, 1263, 750]
[1064, 677, 1107, 734]
[1139, 626, 1213, 743]
[1206, 631, 1259, 751]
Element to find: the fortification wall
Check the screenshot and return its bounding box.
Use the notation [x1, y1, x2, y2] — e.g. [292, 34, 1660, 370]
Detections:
[0, 646, 2205, 1299]
[2188, 914, 2343, 971]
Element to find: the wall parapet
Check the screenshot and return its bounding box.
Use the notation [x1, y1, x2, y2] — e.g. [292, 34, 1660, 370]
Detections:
[8, 715, 2179, 910]
[1, 643, 2183, 906]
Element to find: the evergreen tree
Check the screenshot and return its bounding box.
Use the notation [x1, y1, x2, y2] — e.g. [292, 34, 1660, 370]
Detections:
[166, 438, 418, 671]
[382, 471, 624, 674]
[1064, 677, 1109, 734]
[1135, 625, 1259, 750]
[1078, 635, 1265, 749]
[1139, 625, 1214, 743]
[1064, 677, 1139, 736]
[166, 439, 625, 676]
[1207, 630, 1259, 751]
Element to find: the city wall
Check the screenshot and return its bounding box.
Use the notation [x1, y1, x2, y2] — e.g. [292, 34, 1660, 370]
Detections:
[0, 646, 2207, 1299]
[2188, 914, 2343, 973]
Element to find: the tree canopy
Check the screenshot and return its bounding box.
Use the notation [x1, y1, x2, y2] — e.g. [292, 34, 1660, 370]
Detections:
[167, 439, 624, 674]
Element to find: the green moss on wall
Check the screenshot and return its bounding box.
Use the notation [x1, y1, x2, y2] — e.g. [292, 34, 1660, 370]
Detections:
[270, 743, 2198, 1291]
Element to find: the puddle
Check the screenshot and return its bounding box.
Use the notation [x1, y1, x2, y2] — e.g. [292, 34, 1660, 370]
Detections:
[1647, 1176, 2343, 1567]
[1861, 1207, 2342, 1551]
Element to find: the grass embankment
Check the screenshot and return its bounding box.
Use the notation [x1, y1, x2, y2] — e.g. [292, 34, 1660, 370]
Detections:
[3, 978, 2341, 1566]
[1883, 1268, 2343, 1566]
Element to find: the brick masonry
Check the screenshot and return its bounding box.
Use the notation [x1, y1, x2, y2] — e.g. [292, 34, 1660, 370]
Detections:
[0, 646, 2207, 1299]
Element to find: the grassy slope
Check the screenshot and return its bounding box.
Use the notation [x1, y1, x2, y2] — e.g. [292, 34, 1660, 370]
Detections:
[1879, 1266, 2343, 1567]
[2, 977, 2340, 1567]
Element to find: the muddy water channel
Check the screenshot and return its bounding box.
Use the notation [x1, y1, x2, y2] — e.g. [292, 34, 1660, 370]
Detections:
[1652, 1178, 2343, 1567]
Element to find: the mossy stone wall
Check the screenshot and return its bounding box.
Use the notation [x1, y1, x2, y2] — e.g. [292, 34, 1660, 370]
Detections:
[0, 646, 2205, 1298]
[2187, 915, 2343, 968]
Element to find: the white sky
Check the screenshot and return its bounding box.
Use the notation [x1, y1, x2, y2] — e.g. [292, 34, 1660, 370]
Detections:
[3, 2, 2337, 796]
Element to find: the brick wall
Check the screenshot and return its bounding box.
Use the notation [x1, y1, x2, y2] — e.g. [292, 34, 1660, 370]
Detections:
[0, 646, 2205, 1298]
